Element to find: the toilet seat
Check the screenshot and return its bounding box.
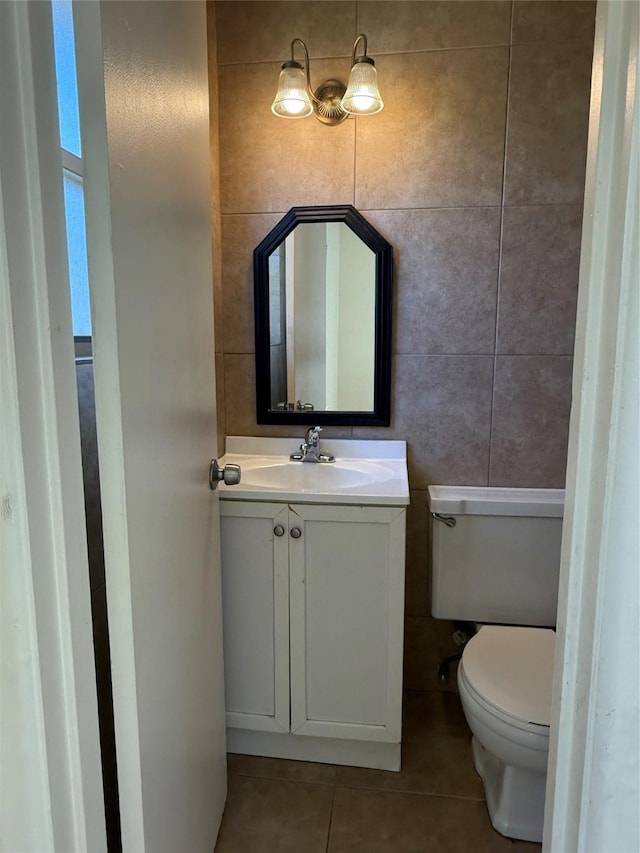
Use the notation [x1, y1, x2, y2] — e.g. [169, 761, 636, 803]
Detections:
[461, 626, 555, 728]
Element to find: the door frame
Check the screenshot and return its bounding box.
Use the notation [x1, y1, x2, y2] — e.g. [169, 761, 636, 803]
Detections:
[0, 2, 106, 849]
[1, 0, 637, 848]
[544, 2, 639, 850]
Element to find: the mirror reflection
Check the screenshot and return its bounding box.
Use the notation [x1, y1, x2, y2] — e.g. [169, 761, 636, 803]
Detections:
[254, 205, 392, 426]
[268, 223, 376, 413]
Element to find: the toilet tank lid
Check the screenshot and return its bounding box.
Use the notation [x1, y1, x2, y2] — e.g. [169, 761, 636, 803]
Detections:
[462, 626, 556, 726]
[428, 486, 564, 517]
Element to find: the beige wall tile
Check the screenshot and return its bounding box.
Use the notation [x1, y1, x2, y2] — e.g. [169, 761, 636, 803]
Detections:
[504, 41, 593, 205]
[355, 48, 509, 210]
[490, 356, 573, 487]
[225, 353, 284, 436]
[404, 490, 430, 617]
[497, 205, 583, 355]
[403, 615, 467, 691]
[512, 0, 596, 44]
[207, 2, 221, 215]
[216, 1, 356, 66]
[221, 213, 281, 353]
[404, 490, 431, 616]
[354, 355, 493, 488]
[212, 209, 223, 353]
[366, 208, 500, 355]
[358, 1, 511, 53]
[215, 352, 226, 455]
[218, 59, 356, 214]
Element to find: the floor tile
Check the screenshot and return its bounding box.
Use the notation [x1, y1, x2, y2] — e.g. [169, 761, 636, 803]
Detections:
[227, 753, 337, 786]
[327, 787, 541, 852]
[215, 775, 333, 853]
[335, 691, 484, 800]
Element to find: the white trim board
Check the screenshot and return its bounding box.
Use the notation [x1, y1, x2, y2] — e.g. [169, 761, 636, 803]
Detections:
[544, 2, 640, 851]
[226, 728, 401, 773]
[0, 2, 106, 849]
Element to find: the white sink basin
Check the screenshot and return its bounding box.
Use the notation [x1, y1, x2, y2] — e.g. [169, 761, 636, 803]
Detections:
[218, 437, 409, 506]
[241, 460, 394, 491]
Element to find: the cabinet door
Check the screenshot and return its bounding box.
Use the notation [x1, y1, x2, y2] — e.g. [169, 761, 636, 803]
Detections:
[220, 501, 290, 733]
[289, 504, 406, 743]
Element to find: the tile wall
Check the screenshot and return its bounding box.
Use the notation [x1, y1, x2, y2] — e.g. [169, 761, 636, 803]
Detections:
[209, 0, 595, 688]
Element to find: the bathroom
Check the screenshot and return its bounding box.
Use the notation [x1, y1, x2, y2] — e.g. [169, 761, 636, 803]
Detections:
[16, 0, 631, 849]
[203, 2, 592, 848]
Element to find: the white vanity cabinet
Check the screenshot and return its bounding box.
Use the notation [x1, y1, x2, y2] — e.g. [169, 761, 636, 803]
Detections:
[220, 498, 406, 771]
[219, 501, 291, 734]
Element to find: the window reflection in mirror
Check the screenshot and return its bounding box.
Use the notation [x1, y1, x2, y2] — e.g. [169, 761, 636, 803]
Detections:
[268, 223, 376, 413]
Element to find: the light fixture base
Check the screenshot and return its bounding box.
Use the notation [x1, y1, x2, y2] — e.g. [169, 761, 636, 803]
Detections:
[313, 79, 348, 125]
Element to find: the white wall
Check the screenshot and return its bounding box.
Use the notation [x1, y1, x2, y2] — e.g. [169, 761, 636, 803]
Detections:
[292, 223, 327, 408]
[336, 227, 376, 411]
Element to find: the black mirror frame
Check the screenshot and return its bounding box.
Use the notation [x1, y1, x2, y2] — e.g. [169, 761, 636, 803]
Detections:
[254, 205, 393, 426]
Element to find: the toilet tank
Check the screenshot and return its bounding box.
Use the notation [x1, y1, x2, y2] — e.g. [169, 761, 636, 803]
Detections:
[428, 486, 564, 627]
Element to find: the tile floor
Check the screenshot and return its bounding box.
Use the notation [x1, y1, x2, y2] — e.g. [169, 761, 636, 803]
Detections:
[214, 690, 542, 852]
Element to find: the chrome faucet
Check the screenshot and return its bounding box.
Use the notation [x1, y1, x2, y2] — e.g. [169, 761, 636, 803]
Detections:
[290, 426, 335, 463]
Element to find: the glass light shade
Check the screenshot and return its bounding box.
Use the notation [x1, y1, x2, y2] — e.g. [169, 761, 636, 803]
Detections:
[271, 65, 313, 118]
[341, 61, 383, 115]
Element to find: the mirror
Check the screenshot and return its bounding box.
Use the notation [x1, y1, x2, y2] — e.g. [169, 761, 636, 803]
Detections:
[254, 206, 393, 425]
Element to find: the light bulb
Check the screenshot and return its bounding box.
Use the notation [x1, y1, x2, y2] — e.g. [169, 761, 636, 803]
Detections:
[350, 95, 375, 112]
[271, 63, 313, 118]
[342, 59, 384, 116]
[282, 95, 307, 115]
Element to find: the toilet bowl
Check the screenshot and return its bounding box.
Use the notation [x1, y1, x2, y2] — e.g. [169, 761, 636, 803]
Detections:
[457, 625, 555, 843]
[428, 485, 563, 842]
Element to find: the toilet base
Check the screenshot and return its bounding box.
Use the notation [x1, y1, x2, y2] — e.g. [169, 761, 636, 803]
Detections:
[472, 736, 547, 843]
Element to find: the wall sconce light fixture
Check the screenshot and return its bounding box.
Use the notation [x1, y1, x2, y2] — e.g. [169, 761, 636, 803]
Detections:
[271, 34, 383, 126]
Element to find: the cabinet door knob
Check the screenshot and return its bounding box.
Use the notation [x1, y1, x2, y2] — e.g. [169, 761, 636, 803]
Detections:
[273, 524, 285, 537]
[290, 527, 302, 539]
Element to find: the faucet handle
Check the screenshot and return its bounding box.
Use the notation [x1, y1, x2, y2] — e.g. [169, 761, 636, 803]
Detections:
[306, 425, 321, 445]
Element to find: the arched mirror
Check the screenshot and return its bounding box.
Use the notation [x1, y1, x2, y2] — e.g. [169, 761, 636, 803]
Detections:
[254, 205, 393, 425]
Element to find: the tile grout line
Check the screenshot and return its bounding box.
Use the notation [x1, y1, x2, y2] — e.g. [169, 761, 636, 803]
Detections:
[488, 0, 514, 488]
[229, 770, 336, 787]
[219, 201, 585, 218]
[216, 38, 595, 68]
[333, 782, 486, 804]
[325, 781, 338, 853]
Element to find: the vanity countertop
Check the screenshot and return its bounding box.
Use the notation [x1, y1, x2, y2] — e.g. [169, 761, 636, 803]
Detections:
[218, 437, 409, 506]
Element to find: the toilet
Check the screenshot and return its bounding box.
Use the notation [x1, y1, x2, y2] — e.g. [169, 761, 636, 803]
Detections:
[428, 485, 564, 843]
